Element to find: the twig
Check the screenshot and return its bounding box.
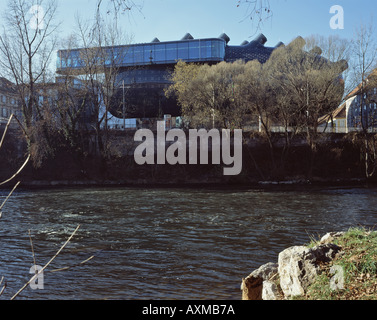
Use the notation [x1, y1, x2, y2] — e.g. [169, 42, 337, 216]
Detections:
[0, 181, 20, 216]
[11, 114, 29, 140]
[0, 113, 31, 187]
[0, 154, 30, 186]
[48, 255, 95, 273]
[0, 276, 6, 296]
[0, 113, 30, 187]
[10, 225, 81, 300]
[0, 114, 14, 150]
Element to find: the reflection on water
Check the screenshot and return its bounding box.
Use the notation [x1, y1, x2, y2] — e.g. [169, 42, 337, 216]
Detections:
[1, 186, 377, 300]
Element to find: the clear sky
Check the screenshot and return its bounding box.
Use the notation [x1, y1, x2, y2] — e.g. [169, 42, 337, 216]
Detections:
[47, 0, 377, 47]
[0, 0, 375, 48]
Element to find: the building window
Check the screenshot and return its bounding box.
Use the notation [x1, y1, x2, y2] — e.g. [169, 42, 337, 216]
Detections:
[189, 42, 199, 60]
[205, 40, 213, 58]
[144, 45, 153, 64]
[155, 44, 165, 62]
[178, 42, 189, 60]
[166, 43, 177, 61]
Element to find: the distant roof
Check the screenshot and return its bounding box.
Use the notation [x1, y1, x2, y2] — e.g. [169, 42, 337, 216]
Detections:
[225, 34, 277, 64]
[318, 102, 347, 124]
[0, 77, 17, 94]
[344, 68, 377, 100]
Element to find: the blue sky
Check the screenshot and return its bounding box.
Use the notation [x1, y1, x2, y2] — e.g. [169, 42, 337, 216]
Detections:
[49, 0, 376, 47]
[0, 0, 375, 48]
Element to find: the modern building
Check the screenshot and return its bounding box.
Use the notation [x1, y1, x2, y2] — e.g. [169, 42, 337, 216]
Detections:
[56, 33, 284, 121]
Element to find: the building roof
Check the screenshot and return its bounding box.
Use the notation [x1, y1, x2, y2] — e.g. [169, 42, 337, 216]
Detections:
[318, 102, 346, 125]
[225, 34, 282, 64]
[320, 68, 377, 124]
[0, 77, 17, 95]
[345, 68, 377, 99]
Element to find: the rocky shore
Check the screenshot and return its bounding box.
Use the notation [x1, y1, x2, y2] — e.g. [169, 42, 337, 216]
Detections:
[241, 231, 346, 300]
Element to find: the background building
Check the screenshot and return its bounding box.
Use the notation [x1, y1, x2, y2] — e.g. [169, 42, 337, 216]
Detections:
[320, 69, 377, 133]
[0, 77, 21, 125]
[56, 33, 283, 122]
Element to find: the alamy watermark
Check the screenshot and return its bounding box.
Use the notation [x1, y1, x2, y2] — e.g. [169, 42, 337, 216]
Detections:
[29, 5, 45, 30]
[330, 265, 345, 291]
[330, 5, 344, 30]
[134, 121, 243, 176]
[30, 265, 44, 290]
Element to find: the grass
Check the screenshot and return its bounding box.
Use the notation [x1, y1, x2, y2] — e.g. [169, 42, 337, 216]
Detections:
[297, 227, 377, 300]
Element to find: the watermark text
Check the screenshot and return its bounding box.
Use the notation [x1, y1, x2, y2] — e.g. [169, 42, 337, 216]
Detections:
[134, 121, 243, 176]
[29, 5, 45, 30]
[29, 265, 44, 290]
[330, 5, 344, 30]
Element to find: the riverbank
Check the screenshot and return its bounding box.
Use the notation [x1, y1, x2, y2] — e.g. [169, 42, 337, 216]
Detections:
[242, 227, 377, 300]
[1, 175, 369, 191]
[0, 129, 372, 189]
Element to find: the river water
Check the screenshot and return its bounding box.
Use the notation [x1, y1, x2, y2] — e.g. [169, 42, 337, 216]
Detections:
[1, 185, 377, 300]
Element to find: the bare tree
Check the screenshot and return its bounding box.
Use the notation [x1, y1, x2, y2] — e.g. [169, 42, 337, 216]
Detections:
[235, 59, 278, 168]
[96, 0, 143, 18]
[258, 37, 348, 178]
[0, 0, 60, 166]
[54, 7, 133, 166]
[305, 34, 352, 97]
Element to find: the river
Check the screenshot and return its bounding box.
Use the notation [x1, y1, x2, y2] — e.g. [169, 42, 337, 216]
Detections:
[0, 185, 377, 300]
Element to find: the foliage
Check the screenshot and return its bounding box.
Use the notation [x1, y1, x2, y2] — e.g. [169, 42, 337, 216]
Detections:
[166, 60, 246, 129]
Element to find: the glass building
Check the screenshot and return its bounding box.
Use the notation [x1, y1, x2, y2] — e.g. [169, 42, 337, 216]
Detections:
[56, 33, 282, 119]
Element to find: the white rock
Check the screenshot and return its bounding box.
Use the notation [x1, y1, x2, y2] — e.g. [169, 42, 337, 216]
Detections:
[278, 246, 314, 297]
[278, 244, 342, 298]
[262, 281, 279, 300]
[320, 231, 345, 244]
[241, 262, 278, 300]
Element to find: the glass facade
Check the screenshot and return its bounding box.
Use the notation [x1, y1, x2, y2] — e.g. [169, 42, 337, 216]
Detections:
[116, 67, 171, 86]
[57, 38, 225, 72]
